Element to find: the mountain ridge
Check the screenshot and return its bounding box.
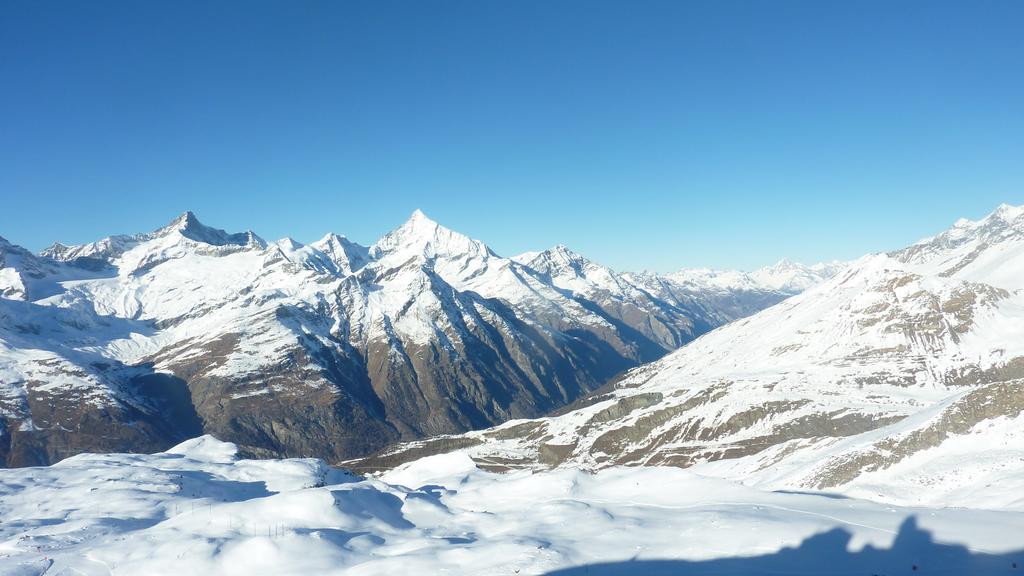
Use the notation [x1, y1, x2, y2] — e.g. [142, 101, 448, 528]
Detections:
[346, 203, 1024, 509]
[0, 210, 831, 467]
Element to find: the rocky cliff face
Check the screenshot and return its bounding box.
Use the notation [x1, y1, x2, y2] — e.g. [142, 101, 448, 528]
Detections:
[350, 204, 1024, 502]
[0, 211, 807, 466]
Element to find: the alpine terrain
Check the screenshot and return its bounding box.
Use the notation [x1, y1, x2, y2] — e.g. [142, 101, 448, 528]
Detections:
[353, 203, 1024, 509]
[1, 205, 1022, 576]
[0, 211, 828, 467]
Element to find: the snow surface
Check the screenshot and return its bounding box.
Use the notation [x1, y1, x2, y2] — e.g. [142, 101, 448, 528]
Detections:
[1, 437, 1022, 575]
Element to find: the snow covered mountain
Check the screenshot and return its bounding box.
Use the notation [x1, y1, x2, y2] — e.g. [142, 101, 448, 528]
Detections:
[668, 259, 844, 297]
[352, 203, 1024, 505]
[0, 210, 814, 467]
[749, 258, 846, 294]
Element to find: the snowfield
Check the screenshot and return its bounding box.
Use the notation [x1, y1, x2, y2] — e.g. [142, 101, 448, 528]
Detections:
[1, 437, 1021, 575]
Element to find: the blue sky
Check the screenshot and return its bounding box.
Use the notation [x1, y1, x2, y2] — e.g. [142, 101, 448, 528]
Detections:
[1, 1, 1022, 272]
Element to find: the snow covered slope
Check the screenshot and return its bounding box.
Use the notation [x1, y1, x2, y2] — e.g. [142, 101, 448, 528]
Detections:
[0, 211, 810, 466]
[353, 204, 1024, 503]
[0, 437, 1021, 575]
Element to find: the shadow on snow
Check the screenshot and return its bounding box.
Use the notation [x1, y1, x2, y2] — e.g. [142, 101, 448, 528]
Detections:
[545, 517, 1024, 575]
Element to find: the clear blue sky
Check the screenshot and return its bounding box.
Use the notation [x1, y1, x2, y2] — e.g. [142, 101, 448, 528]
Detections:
[2, 1, 1022, 272]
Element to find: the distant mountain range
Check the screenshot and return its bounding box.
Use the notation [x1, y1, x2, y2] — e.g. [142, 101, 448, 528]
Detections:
[350, 204, 1024, 507]
[0, 210, 835, 466]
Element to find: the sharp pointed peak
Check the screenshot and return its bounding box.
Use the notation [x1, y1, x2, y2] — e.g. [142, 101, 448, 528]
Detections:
[173, 210, 199, 226]
[37, 241, 70, 259]
[991, 203, 1024, 220]
[371, 209, 494, 260]
[154, 211, 264, 248]
[373, 209, 444, 245]
[157, 210, 204, 235]
[397, 208, 441, 232]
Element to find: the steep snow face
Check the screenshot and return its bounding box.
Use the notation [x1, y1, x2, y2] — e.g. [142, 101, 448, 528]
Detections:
[1, 438, 1022, 576]
[355, 204, 1024, 502]
[0, 210, 804, 466]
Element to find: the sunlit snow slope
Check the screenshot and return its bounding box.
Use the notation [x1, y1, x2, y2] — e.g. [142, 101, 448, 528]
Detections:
[0, 437, 1021, 576]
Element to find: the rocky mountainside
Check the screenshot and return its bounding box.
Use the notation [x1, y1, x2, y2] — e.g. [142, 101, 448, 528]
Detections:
[0, 211, 824, 467]
[353, 204, 1024, 505]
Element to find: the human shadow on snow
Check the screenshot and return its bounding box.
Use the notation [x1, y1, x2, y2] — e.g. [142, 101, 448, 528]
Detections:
[544, 517, 1024, 575]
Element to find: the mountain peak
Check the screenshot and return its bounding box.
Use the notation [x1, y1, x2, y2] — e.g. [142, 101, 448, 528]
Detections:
[991, 203, 1024, 222]
[944, 203, 1024, 234]
[519, 244, 601, 279]
[394, 209, 442, 237]
[370, 210, 493, 261]
[749, 259, 844, 294]
[315, 232, 351, 245]
[154, 211, 264, 248]
[546, 244, 588, 264]
[176, 210, 200, 228]
[408, 208, 431, 223]
[312, 232, 370, 273]
[893, 202, 1024, 281]
[156, 210, 203, 236]
[764, 257, 798, 271]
